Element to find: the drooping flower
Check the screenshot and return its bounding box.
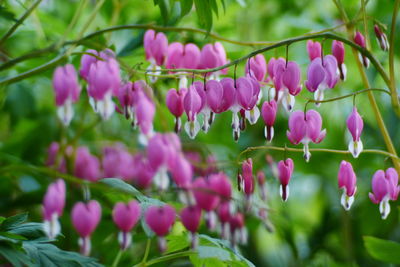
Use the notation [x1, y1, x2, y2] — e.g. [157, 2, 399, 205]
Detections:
[278, 158, 294, 201]
[338, 161, 357, 210]
[102, 145, 134, 180]
[46, 142, 68, 173]
[71, 200, 102, 256]
[229, 213, 247, 245]
[354, 31, 370, 68]
[332, 40, 347, 80]
[131, 154, 155, 189]
[42, 179, 66, 239]
[52, 64, 81, 126]
[271, 59, 302, 112]
[199, 42, 228, 79]
[261, 100, 278, 142]
[144, 30, 168, 83]
[306, 40, 322, 61]
[219, 77, 242, 141]
[346, 107, 364, 158]
[236, 77, 261, 124]
[245, 54, 267, 82]
[145, 205, 176, 252]
[257, 170, 267, 200]
[117, 82, 135, 121]
[181, 206, 202, 248]
[217, 202, 231, 240]
[112, 200, 141, 250]
[169, 154, 193, 189]
[183, 85, 202, 139]
[165, 42, 201, 88]
[374, 24, 389, 51]
[74, 147, 101, 182]
[87, 58, 121, 120]
[287, 110, 326, 161]
[166, 88, 187, 132]
[369, 168, 400, 219]
[239, 159, 254, 202]
[305, 55, 339, 104]
[135, 87, 155, 139]
[79, 49, 115, 80]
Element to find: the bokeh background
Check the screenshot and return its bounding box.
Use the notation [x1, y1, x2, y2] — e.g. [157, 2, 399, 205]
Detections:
[0, 0, 399, 266]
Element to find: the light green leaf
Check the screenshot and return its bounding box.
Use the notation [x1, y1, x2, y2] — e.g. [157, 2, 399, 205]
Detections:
[364, 236, 400, 264]
[197, 246, 231, 261]
[166, 234, 190, 253]
[100, 178, 142, 197]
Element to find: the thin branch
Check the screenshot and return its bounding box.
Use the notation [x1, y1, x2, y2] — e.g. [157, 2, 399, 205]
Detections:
[388, 0, 400, 116]
[305, 88, 391, 104]
[0, 0, 43, 45]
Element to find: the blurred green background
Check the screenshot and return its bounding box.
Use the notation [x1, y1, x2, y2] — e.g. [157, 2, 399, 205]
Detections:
[0, 0, 399, 266]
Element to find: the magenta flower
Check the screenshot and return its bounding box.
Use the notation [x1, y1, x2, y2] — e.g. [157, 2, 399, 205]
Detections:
[87, 58, 121, 120]
[42, 179, 66, 239]
[46, 142, 68, 173]
[278, 158, 294, 201]
[165, 42, 201, 88]
[145, 205, 175, 252]
[74, 147, 101, 182]
[183, 85, 202, 139]
[257, 171, 267, 200]
[261, 100, 278, 142]
[354, 31, 370, 68]
[246, 54, 267, 82]
[131, 154, 154, 189]
[287, 110, 326, 161]
[79, 49, 115, 80]
[71, 200, 102, 255]
[240, 159, 254, 197]
[166, 88, 187, 132]
[52, 64, 81, 126]
[199, 42, 228, 79]
[374, 24, 389, 51]
[346, 107, 364, 158]
[332, 40, 347, 80]
[369, 168, 399, 219]
[338, 161, 357, 210]
[117, 82, 135, 120]
[306, 40, 322, 61]
[181, 206, 202, 248]
[272, 59, 302, 112]
[169, 154, 193, 189]
[135, 89, 155, 138]
[210, 172, 232, 202]
[229, 213, 247, 245]
[237, 77, 261, 125]
[102, 146, 134, 180]
[144, 30, 168, 82]
[217, 202, 231, 240]
[112, 200, 141, 250]
[305, 55, 339, 104]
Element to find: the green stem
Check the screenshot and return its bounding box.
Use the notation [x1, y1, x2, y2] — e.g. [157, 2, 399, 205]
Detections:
[388, 0, 400, 116]
[142, 239, 151, 264]
[112, 250, 123, 267]
[305, 88, 390, 104]
[0, 0, 43, 45]
[133, 251, 196, 267]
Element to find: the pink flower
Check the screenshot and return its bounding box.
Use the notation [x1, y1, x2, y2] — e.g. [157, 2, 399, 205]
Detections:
[74, 147, 101, 182]
[278, 158, 294, 201]
[71, 200, 102, 255]
[166, 88, 187, 132]
[338, 161, 357, 210]
[217, 202, 231, 239]
[229, 213, 247, 245]
[46, 142, 68, 173]
[112, 200, 141, 250]
[183, 85, 202, 139]
[181, 206, 202, 248]
[346, 107, 364, 158]
[369, 168, 399, 219]
[332, 40, 347, 80]
[210, 172, 232, 201]
[145, 205, 175, 252]
[246, 54, 267, 82]
[354, 31, 370, 68]
[236, 77, 261, 124]
[261, 100, 278, 142]
[135, 89, 155, 137]
[117, 82, 135, 120]
[144, 30, 168, 66]
[305, 55, 339, 104]
[257, 170, 267, 200]
[42, 179, 66, 239]
[131, 154, 154, 189]
[287, 110, 326, 161]
[79, 49, 115, 80]
[199, 42, 228, 78]
[169, 154, 193, 189]
[374, 24, 389, 51]
[306, 40, 322, 61]
[240, 159, 254, 197]
[166, 42, 200, 70]
[102, 146, 134, 180]
[52, 64, 81, 126]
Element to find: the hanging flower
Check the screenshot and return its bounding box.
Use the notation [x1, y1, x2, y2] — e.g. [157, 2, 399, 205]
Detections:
[145, 205, 176, 252]
[306, 40, 322, 61]
[112, 200, 141, 250]
[42, 179, 66, 239]
[143, 30, 168, 83]
[332, 40, 347, 81]
[278, 158, 294, 201]
[181, 206, 202, 248]
[261, 100, 278, 142]
[346, 107, 364, 158]
[338, 161, 357, 210]
[354, 31, 370, 68]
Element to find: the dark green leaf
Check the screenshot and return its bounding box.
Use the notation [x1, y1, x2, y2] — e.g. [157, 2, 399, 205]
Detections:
[180, 0, 193, 18]
[210, 0, 219, 18]
[1, 213, 28, 230]
[194, 0, 213, 32]
[100, 178, 142, 197]
[0, 6, 17, 22]
[9, 222, 45, 240]
[0, 243, 31, 267]
[153, 0, 170, 25]
[364, 236, 400, 264]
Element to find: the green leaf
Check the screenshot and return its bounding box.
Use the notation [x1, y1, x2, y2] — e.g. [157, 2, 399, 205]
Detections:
[0, 6, 17, 22]
[210, 0, 219, 18]
[180, 0, 193, 18]
[194, 0, 213, 32]
[197, 246, 231, 261]
[0, 243, 31, 267]
[1, 213, 28, 230]
[9, 222, 45, 240]
[166, 234, 190, 253]
[364, 236, 400, 264]
[100, 178, 142, 197]
[153, 0, 170, 25]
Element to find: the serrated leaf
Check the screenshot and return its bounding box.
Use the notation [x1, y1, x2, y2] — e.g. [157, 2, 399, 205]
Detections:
[180, 0, 193, 18]
[194, 0, 213, 32]
[1, 213, 28, 230]
[364, 236, 400, 264]
[100, 178, 142, 197]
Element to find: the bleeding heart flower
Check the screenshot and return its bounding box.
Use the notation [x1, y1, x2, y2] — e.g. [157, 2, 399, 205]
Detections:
[199, 42, 228, 79]
[183, 85, 202, 139]
[131, 154, 154, 189]
[229, 213, 247, 245]
[217, 202, 231, 240]
[135, 89, 155, 138]
[236, 77, 261, 125]
[287, 110, 326, 162]
[306, 40, 322, 61]
[369, 168, 399, 219]
[71, 200, 102, 256]
[166, 88, 187, 133]
[257, 171, 267, 200]
[346, 107, 364, 158]
[79, 49, 115, 80]
[278, 158, 294, 201]
[145, 205, 175, 252]
[181, 206, 202, 248]
[261, 100, 278, 142]
[354, 31, 370, 68]
[338, 161, 357, 210]
[374, 24, 389, 51]
[102, 145, 134, 180]
[332, 40, 347, 81]
[246, 54, 267, 82]
[42, 179, 66, 239]
[112, 200, 141, 250]
[53, 64, 81, 126]
[74, 147, 101, 182]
